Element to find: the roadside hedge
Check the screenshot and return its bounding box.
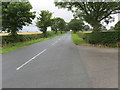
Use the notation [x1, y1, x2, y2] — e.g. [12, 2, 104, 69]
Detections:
[83, 31, 120, 45]
[1, 34, 43, 46]
[1, 31, 61, 47]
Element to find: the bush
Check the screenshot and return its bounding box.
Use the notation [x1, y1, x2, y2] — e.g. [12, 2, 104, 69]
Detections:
[1, 34, 44, 47]
[76, 32, 84, 38]
[1, 31, 65, 47]
[83, 30, 120, 45]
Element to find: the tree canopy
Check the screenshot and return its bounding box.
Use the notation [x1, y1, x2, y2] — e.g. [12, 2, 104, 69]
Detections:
[51, 17, 61, 34]
[55, 2, 120, 31]
[36, 10, 52, 37]
[2, 2, 35, 35]
[51, 17, 66, 33]
[68, 19, 84, 33]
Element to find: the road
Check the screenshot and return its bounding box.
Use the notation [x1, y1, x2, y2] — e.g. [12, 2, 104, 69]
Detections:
[2, 32, 118, 88]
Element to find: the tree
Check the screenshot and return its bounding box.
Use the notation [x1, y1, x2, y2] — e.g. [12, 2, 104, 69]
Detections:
[100, 26, 107, 31]
[0, 2, 2, 30]
[64, 23, 69, 32]
[2, 2, 35, 36]
[83, 25, 90, 31]
[51, 17, 60, 34]
[55, 2, 120, 31]
[57, 18, 66, 34]
[109, 26, 114, 31]
[51, 17, 66, 34]
[36, 10, 52, 37]
[114, 21, 120, 30]
[68, 19, 84, 33]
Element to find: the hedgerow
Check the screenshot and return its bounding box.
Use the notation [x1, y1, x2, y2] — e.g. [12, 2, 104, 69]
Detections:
[83, 31, 120, 45]
[1, 31, 62, 47]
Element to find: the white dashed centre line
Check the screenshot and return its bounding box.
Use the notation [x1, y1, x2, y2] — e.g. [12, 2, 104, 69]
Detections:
[51, 41, 58, 46]
[16, 49, 47, 71]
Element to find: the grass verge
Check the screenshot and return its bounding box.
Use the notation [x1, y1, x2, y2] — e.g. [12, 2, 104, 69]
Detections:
[72, 33, 85, 45]
[1, 33, 65, 54]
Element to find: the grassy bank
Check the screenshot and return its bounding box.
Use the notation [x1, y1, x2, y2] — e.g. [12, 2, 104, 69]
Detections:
[1, 32, 66, 54]
[72, 33, 85, 45]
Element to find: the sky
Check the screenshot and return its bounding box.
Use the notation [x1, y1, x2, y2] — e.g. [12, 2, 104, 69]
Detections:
[22, 0, 73, 32]
[22, 0, 119, 32]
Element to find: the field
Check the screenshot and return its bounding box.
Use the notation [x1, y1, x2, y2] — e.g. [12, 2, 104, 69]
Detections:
[80, 31, 92, 33]
[0, 32, 42, 36]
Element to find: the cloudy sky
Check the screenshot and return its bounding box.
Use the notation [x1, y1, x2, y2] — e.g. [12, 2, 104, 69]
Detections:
[22, 0, 73, 32]
[22, 0, 118, 32]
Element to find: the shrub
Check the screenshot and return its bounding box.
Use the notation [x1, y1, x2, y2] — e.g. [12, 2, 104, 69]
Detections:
[1, 34, 44, 47]
[83, 30, 120, 45]
[1, 31, 65, 47]
[76, 32, 84, 38]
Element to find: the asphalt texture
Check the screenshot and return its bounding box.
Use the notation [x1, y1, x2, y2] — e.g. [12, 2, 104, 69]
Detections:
[2, 32, 118, 88]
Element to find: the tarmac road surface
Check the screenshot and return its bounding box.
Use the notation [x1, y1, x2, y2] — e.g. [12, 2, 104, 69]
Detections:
[2, 32, 118, 88]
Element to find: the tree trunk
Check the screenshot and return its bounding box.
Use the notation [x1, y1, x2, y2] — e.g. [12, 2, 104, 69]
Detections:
[92, 22, 101, 31]
[73, 31, 76, 33]
[55, 30, 57, 34]
[11, 30, 17, 36]
[60, 30, 62, 34]
[43, 30, 47, 37]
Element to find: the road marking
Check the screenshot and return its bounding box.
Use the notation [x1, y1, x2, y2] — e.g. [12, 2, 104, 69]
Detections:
[58, 38, 61, 41]
[16, 49, 47, 71]
[51, 41, 58, 46]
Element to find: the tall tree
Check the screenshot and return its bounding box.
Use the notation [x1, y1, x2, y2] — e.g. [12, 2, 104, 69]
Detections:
[64, 23, 69, 32]
[51, 17, 66, 34]
[36, 10, 52, 37]
[68, 19, 84, 33]
[55, 1, 120, 31]
[51, 17, 60, 34]
[2, 2, 35, 36]
[57, 18, 66, 33]
[0, 2, 2, 30]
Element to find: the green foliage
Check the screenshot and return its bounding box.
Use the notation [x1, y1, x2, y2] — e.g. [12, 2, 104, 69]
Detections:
[68, 19, 84, 33]
[52, 17, 66, 33]
[72, 33, 85, 45]
[76, 32, 84, 38]
[0, 2, 1, 30]
[1, 31, 64, 47]
[114, 21, 120, 30]
[36, 10, 52, 37]
[51, 17, 61, 34]
[83, 25, 90, 31]
[1, 32, 66, 53]
[2, 2, 35, 35]
[55, 2, 120, 31]
[1, 34, 43, 47]
[83, 31, 120, 45]
[99, 26, 107, 31]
